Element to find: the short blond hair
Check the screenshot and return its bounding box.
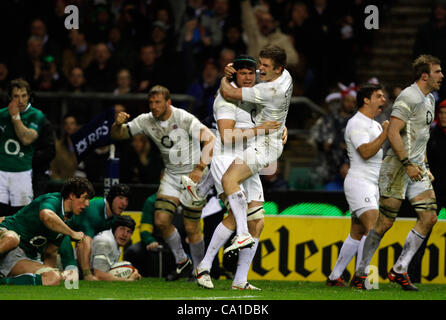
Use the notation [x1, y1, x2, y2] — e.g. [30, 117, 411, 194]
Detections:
[148, 85, 170, 101]
[412, 54, 441, 81]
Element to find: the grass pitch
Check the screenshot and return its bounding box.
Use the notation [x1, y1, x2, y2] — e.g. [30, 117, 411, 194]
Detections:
[0, 278, 445, 300]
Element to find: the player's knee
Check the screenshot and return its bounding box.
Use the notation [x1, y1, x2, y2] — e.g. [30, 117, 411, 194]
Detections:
[184, 221, 201, 236]
[41, 271, 62, 286]
[0, 230, 20, 250]
[420, 212, 437, 230]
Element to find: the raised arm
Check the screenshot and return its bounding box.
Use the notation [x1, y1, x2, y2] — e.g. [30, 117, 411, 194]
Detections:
[111, 112, 131, 140]
[8, 100, 38, 146]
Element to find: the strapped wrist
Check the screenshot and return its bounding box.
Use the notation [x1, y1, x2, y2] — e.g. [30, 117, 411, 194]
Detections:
[400, 157, 411, 167]
[12, 113, 20, 121]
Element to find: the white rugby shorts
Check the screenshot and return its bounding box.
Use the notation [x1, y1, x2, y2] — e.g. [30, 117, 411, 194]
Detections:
[210, 155, 264, 203]
[344, 175, 379, 218]
[0, 170, 33, 207]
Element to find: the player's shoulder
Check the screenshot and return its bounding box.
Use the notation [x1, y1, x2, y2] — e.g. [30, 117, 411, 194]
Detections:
[395, 84, 423, 106]
[93, 229, 114, 245]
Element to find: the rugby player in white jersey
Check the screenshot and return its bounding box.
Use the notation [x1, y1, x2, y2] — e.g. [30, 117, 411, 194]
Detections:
[326, 83, 388, 287]
[218, 45, 293, 256]
[189, 55, 281, 290]
[352, 55, 443, 291]
[111, 85, 216, 281]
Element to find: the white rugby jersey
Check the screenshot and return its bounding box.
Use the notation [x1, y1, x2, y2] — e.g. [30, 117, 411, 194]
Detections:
[213, 82, 259, 157]
[241, 69, 293, 132]
[90, 229, 121, 271]
[126, 106, 206, 175]
[388, 82, 435, 164]
[345, 111, 383, 182]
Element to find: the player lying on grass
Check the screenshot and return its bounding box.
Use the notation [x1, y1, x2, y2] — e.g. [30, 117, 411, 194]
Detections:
[90, 215, 141, 281]
[0, 177, 93, 286]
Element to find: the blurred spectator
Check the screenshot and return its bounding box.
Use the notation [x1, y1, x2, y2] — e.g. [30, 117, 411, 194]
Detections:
[134, 44, 167, 93]
[413, 1, 446, 100]
[310, 90, 356, 185]
[0, 62, 10, 105]
[186, 58, 221, 126]
[88, 4, 114, 43]
[32, 117, 56, 197]
[62, 67, 90, 124]
[261, 162, 289, 193]
[240, 0, 299, 68]
[427, 100, 446, 213]
[61, 29, 95, 79]
[218, 23, 247, 57]
[84, 43, 117, 92]
[122, 134, 164, 184]
[217, 48, 236, 78]
[84, 145, 111, 183]
[50, 114, 83, 181]
[212, 0, 232, 31]
[16, 36, 62, 91]
[29, 18, 61, 63]
[324, 161, 349, 191]
[177, 0, 223, 64]
[118, 2, 150, 47]
[107, 25, 138, 70]
[113, 68, 133, 95]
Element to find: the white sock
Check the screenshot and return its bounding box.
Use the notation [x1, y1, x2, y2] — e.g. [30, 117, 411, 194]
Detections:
[199, 223, 234, 270]
[233, 238, 259, 285]
[189, 239, 205, 270]
[328, 234, 360, 280]
[197, 170, 214, 198]
[227, 191, 249, 235]
[165, 228, 187, 264]
[355, 235, 366, 272]
[393, 228, 426, 274]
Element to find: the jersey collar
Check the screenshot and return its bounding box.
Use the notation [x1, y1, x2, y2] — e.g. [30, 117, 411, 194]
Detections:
[21, 103, 31, 114]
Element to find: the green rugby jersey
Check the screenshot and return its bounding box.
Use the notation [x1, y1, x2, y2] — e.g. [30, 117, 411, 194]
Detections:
[140, 194, 157, 246]
[67, 197, 115, 238]
[0, 104, 46, 172]
[0, 193, 67, 259]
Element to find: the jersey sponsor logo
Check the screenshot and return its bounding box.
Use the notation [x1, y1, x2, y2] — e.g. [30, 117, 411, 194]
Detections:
[29, 235, 47, 248]
[4, 139, 24, 157]
[0, 125, 5, 133]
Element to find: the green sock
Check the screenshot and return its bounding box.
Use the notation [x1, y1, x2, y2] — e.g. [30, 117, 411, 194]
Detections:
[0, 273, 43, 285]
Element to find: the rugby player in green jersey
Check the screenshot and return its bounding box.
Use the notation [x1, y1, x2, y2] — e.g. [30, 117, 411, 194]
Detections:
[0, 79, 47, 216]
[61, 184, 130, 280]
[0, 177, 94, 286]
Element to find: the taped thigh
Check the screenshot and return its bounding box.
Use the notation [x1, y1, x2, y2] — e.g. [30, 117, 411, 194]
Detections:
[36, 267, 60, 275]
[410, 198, 437, 214]
[378, 201, 400, 220]
[154, 198, 178, 216]
[183, 206, 202, 221]
[247, 205, 264, 221]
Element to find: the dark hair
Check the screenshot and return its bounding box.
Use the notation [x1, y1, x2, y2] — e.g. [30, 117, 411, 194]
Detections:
[61, 177, 95, 200]
[356, 83, 383, 108]
[106, 183, 130, 204]
[112, 215, 136, 234]
[259, 45, 287, 70]
[233, 54, 257, 71]
[9, 78, 31, 97]
[412, 54, 441, 81]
